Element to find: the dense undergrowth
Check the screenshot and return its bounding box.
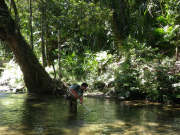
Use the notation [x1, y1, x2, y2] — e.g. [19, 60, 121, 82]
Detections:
[1, 37, 180, 103]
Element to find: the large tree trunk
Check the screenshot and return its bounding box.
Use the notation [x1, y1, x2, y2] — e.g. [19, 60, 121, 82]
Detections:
[0, 0, 54, 94]
[29, 0, 33, 50]
[41, 0, 46, 68]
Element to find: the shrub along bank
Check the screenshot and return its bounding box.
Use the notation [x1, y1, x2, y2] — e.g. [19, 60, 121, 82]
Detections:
[1, 38, 180, 104]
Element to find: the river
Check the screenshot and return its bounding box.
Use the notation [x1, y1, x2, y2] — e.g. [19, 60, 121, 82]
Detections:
[0, 93, 180, 135]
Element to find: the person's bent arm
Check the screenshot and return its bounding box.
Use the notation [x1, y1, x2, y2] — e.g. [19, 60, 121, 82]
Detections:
[70, 88, 78, 99]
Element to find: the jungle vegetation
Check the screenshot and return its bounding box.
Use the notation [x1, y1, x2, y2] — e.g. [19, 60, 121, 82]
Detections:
[0, 0, 180, 103]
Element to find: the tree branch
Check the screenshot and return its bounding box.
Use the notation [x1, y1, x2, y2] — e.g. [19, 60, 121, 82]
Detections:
[61, 24, 82, 45]
[11, 0, 18, 20]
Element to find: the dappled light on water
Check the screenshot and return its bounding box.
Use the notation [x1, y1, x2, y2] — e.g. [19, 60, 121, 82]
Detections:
[0, 94, 180, 134]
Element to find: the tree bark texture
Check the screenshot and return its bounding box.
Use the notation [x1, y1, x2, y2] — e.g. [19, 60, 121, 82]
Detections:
[29, 0, 33, 50]
[0, 0, 54, 94]
[111, 0, 128, 42]
[58, 30, 61, 81]
[41, 0, 46, 68]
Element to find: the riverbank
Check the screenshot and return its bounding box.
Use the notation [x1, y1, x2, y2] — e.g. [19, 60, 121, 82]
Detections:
[84, 92, 116, 99]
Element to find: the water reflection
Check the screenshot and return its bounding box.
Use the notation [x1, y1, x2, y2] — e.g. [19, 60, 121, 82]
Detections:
[0, 93, 180, 134]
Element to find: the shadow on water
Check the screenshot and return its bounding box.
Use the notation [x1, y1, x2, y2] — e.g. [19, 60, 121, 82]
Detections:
[113, 100, 180, 134]
[0, 93, 180, 134]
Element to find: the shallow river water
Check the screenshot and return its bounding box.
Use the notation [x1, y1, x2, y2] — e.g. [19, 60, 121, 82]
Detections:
[0, 93, 180, 135]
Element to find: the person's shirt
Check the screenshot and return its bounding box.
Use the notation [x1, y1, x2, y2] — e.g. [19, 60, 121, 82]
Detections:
[71, 85, 83, 97]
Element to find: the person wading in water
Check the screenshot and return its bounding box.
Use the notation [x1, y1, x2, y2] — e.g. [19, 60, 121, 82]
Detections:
[64, 83, 88, 112]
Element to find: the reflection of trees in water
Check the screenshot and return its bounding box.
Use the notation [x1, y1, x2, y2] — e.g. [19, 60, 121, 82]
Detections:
[1, 95, 180, 134]
[0, 94, 26, 126]
[114, 100, 180, 134]
[67, 111, 77, 124]
[20, 94, 85, 134]
[19, 95, 63, 134]
[20, 95, 47, 134]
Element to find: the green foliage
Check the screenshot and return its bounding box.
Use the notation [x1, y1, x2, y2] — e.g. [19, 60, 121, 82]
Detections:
[1, 0, 180, 103]
[147, 0, 180, 56]
[114, 69, 141, 99]
[114, 37, 180, 102]
[153, 25, 179, 48]
[143, 65, 180, 102]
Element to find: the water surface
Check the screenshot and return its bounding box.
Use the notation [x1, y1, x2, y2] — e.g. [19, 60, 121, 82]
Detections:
[0, 93, 180, 134]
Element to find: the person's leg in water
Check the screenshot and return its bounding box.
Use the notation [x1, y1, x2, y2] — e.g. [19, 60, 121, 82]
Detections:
[65, 93, 77, 112]
[67, 100, 77, 112]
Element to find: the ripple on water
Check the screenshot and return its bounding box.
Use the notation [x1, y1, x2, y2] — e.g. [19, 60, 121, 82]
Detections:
[0, 94, 180, 134]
